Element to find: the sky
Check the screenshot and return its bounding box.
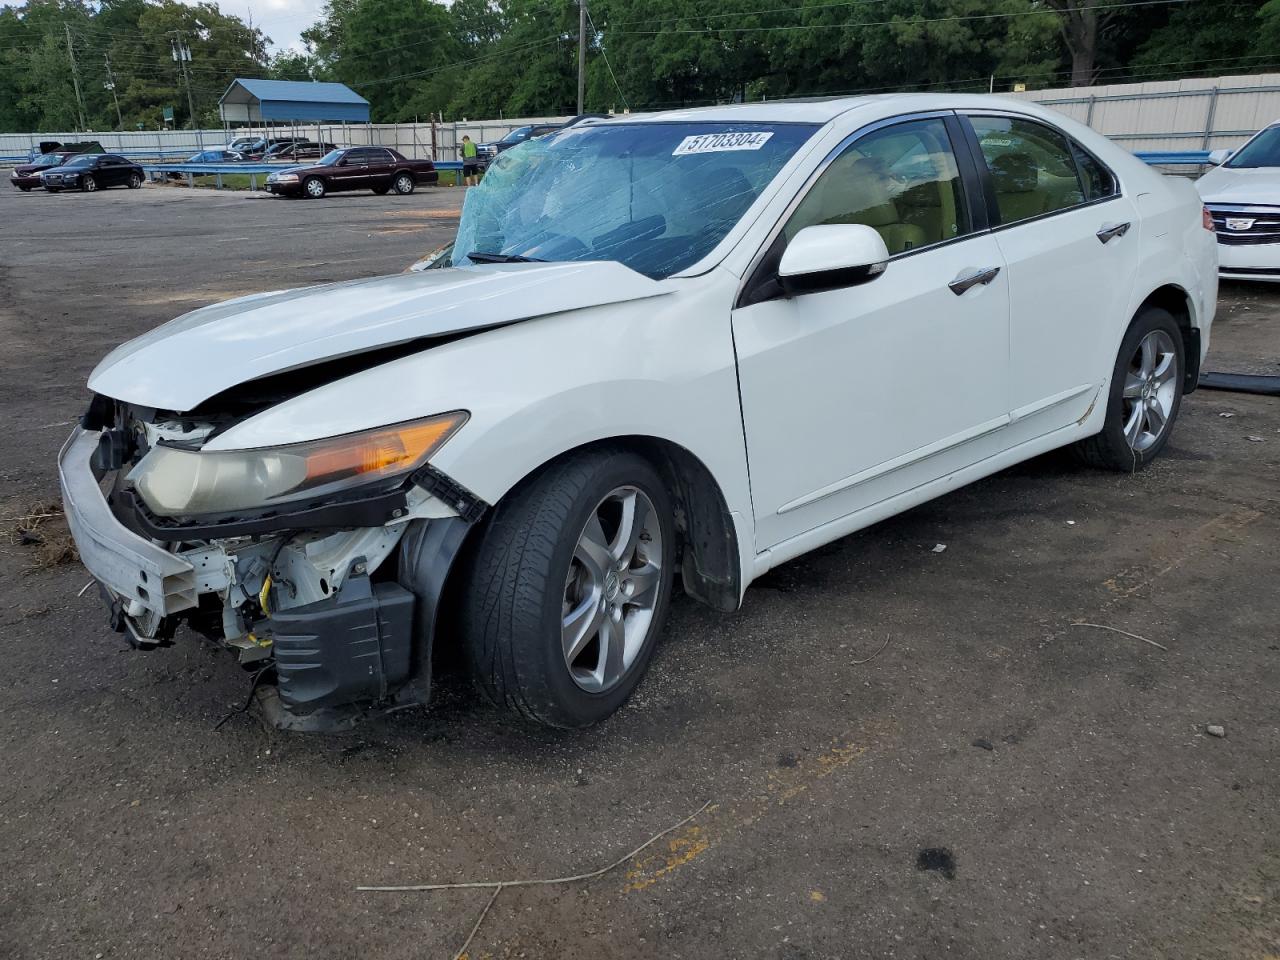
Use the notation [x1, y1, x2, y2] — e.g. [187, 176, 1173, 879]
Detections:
[197, 0, 321, 53]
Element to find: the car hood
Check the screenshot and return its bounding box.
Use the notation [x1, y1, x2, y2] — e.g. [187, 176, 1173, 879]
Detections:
[1196, 165, 1280, 206]
[88, 261, 671, 411]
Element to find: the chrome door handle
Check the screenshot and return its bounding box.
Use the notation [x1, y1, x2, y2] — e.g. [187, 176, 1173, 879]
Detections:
[948, 266, 1001, 295]
[1096, 221, 1131, 244]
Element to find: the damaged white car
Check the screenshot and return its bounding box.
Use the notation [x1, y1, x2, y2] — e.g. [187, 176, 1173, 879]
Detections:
[62, 95, 1217, 731]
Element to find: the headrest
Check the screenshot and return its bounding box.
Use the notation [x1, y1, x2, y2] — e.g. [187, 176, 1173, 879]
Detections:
[991, 153, 1038, 192]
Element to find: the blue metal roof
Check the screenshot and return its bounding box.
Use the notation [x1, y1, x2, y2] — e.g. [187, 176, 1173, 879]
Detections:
[220, 79, 370, 123]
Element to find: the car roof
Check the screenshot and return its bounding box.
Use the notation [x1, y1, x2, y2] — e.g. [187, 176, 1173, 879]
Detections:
[598, 93, 1065, 126]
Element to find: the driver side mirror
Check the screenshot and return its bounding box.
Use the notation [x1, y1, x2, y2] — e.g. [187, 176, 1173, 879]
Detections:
[1207, 148, 1233, 166]
[778, 224, 890, 296]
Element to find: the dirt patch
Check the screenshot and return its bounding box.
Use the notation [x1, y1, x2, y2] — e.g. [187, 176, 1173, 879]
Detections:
[6, 499, 78, 569]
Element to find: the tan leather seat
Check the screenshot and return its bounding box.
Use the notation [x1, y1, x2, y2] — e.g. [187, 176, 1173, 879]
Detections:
[797, 155, 926, 254]
[990, 153, 1049, 223]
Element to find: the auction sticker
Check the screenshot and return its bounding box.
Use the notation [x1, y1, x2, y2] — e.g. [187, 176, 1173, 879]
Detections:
[673, 131, 774, 155]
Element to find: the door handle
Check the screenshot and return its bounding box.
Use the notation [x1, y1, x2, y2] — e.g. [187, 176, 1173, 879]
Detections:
[948, 266, 1001, 295]
[1096, 221, 1131, 244]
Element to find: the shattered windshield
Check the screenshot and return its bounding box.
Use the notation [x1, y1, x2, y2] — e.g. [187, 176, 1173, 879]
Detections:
[452, 121, 820, 279]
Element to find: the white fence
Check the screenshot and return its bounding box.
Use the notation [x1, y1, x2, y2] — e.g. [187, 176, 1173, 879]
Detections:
[7, 69, 1280, 162]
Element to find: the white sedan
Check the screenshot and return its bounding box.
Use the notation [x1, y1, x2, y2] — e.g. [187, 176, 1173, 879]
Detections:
[1198, 122, 1280, 281]
[62, 94, 1217, 731]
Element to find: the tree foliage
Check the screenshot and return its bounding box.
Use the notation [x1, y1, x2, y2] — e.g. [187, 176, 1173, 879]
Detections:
[1, 0, 1280, 132]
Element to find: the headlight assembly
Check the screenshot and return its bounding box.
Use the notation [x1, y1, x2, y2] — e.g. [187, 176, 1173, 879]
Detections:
[129, 412, 467, 517]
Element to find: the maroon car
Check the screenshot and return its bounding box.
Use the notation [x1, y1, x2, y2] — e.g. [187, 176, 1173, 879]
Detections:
[10, 151, 76, 191]
[265, 146, 438, 199]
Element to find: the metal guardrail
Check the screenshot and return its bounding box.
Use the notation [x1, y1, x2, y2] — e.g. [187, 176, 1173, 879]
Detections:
[1134, 150, 1213, 166]
[137, 159, 464, 190]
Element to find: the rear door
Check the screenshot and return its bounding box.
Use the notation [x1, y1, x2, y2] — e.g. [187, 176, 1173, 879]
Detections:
[99, 156, 128, 186]
[365, 148, 395, 189]
[959, 113, 1139, 435]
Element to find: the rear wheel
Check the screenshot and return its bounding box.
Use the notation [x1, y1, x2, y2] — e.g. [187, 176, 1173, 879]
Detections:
[303, 176, 326, 199]
[81, 175, 97, 193]
[460, 450, 676, 728]
[1073, 306, 1184, 471]
[127, 171, 142, 189]
[393, 172, 415, 195]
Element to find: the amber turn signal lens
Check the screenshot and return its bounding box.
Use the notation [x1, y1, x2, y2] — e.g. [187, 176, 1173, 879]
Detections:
[303, 415, 467, 483]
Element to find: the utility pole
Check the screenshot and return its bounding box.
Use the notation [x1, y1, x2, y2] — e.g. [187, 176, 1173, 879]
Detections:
[104, 54, 124, 130]
[577, 0, 586, 115]
[64, 24, 87, 131]
[171, 33, 203, 148]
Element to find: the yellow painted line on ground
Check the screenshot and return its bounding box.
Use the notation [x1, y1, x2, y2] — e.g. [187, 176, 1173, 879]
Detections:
[623, 722, 892, 894]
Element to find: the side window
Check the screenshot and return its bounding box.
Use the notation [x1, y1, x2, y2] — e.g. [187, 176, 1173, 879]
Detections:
[784, 117, 970, 256]
[346, 148, 372, 162]
[1072, 144, 1116, 201]
[969, 116, 1086, 224]
[370, 149, 394, 163]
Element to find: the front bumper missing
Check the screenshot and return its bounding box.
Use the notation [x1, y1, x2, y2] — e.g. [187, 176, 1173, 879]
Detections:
[58, 428, 198, 620]
[58, 426, 481, 731]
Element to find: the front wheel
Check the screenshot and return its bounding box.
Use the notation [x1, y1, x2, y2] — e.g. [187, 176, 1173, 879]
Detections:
[302, 176, 326, 199]
[460, 450, 676, 728]
[392, 172, 415, 195]
[1073, 306, 1184, 471]
[18, 185, 31, 192]
[371, 184, 391, 195]
[81, 175, 97, 193]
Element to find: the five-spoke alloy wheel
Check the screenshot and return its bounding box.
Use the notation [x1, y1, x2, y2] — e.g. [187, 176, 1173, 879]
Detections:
[562, 486, 664, 694]
[460, 449, 675, 728]
[1073, 305, 1185, 470]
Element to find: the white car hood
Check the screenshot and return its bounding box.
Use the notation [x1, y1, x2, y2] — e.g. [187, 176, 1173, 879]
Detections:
[89, 261, 670, 411]
[1196, 165, 1280, 206]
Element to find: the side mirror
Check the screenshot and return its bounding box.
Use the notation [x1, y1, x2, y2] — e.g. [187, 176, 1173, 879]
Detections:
[778, 224, 890, 296]
[1207, 148, 1233, 166]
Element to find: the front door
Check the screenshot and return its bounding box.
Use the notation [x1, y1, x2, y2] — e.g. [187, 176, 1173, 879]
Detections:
[731, 115, 1011, 550]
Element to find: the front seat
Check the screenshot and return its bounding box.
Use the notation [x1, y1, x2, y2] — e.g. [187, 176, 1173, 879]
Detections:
[811, 155, 927, 254]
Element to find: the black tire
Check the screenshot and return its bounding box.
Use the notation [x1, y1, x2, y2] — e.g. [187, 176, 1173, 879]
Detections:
[18, 185, 31, 192]
[81, 174, 97, 193]
[1072, 306, 1185, 471]
[127, 171, 142, 189]
[302, 176, 326, 199]
[459, 449, 676, 728]
[392, 171, 415, 195]
[372, 184, 391, 195]
[45, 186, 60, 193]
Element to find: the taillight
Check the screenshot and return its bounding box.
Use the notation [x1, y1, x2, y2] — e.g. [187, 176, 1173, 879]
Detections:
[1203, 206, 1216, 232]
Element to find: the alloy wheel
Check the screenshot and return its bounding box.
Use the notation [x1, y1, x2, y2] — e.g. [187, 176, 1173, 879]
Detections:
[561, 486, 664, 694]
[1121, 329, 1178, 451]
[395, 174, 413, 194]
[82, 176, 96, 192]
[305, 178, 325, 198]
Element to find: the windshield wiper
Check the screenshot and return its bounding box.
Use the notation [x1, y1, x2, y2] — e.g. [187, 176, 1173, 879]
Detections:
[465, 251, 545, 264]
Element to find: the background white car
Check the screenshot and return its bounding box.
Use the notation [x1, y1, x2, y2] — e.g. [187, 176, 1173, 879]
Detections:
[63, 94, 1217, 731]
[1198, 122, 1280, 281]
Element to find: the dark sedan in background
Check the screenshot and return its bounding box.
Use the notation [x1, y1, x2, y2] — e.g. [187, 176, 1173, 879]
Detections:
[10, 151, 77, 190]
[41, 154, 145, 192]
[265, 147, 437, 199]
[265, 141, 338, 162]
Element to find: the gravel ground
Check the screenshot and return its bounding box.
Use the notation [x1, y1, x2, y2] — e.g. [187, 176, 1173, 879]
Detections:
[0, 181, 1276, 960]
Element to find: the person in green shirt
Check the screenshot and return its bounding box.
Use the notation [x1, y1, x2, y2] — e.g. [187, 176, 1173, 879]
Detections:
[461, 135, 480, 186]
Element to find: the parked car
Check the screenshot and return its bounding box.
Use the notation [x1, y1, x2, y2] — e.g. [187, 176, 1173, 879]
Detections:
[477, 122, 564, 162]
[264, 141, 338, 162]
[27, 139, 105, 161]
[187, 149, 245, 163]
[265, 147, 437, 198]
[63, 96, 1216, 732]
[226, 136, 260, 153]
[10, 150, 77, 190]
[41, 153, 144, 192]
[239, 137, 304, 159]
[1197, 122, 1280, 281]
